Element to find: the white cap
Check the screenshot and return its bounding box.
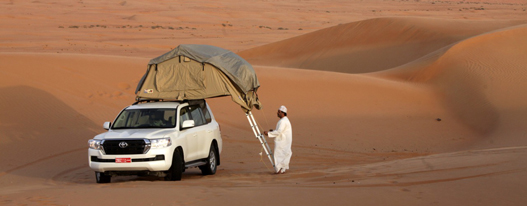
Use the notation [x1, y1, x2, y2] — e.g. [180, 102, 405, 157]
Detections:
[279, 105, 287, 113]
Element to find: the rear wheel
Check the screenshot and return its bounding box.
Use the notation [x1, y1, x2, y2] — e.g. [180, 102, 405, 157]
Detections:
[200, 144, 218, 175]
[165, 148, 183, 181]
[95, 172, 111, 183]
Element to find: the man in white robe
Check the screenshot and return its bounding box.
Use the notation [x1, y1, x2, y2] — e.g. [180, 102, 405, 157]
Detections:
[264, 105, 292, 174]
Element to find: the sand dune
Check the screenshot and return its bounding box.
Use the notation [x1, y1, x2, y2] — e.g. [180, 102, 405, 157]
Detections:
[1, 0, 527, 205]
[239, 18, 527, 73]
[0, 54, 146, 183]
[242, 18, 527, 148]
[377, 25, 527, 143]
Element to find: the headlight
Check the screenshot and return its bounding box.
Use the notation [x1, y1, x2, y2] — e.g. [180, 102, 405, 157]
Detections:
[151, 138, 172, 149]
[88, 139, 102, 150]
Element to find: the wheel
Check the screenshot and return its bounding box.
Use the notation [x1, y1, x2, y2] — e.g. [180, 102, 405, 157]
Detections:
[165, 148, 183, 181]
[199, 144, 218, 175]
[95, 172, 111, 183]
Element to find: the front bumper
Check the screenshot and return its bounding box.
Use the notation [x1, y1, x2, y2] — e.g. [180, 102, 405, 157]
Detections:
[88, 147, 174, 172]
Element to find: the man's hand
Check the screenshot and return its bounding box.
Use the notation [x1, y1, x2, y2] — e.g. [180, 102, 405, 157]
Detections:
[263, 131, 268, 136]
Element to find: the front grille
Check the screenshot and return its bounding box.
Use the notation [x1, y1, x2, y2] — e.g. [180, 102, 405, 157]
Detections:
[102, 140, 147, 154]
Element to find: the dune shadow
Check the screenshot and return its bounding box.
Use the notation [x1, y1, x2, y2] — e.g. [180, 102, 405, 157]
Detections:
[436, 71, 500, 136]
[0, 86, 100, 180]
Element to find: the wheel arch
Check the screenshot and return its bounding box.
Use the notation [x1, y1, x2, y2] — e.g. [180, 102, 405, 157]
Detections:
[211, 140, 220, 166]
[175, 146, 185, 166]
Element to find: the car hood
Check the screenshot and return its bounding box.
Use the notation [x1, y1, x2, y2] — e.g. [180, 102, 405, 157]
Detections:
[94, 129, 175, 140]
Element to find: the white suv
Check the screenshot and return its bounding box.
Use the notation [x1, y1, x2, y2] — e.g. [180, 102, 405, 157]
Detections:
[87, 100, 222, 183]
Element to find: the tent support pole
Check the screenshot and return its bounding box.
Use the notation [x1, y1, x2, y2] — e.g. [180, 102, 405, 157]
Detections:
[246, 112, 275, 170]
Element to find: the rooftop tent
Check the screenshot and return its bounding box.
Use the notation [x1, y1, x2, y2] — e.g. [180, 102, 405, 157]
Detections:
[135, 44, 274, 170]
[135, 44, 262, 112]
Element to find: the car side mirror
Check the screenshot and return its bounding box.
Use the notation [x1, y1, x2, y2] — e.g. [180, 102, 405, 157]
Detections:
[103, 121, 111, 130]
[181, 120, 195, 129]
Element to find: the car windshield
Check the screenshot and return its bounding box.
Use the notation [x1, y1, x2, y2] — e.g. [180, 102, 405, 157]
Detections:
[112, 108, 177, 129]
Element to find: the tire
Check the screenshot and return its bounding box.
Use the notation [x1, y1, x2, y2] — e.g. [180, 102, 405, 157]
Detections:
[165, 148, 183, 181]
[200, 144, 218, 175]
[95, 172, 111, 183]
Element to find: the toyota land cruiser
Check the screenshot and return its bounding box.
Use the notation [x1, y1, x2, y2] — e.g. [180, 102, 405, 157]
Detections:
[87, 100, 222, 183]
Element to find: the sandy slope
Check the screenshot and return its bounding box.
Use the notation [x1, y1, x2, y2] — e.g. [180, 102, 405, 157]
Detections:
[239, 18, 527, 73]
[2, 52, 526, 205]
[1, 0, 527, 205]
[378, 25, 527, 142]
[2, 0, 526, 55]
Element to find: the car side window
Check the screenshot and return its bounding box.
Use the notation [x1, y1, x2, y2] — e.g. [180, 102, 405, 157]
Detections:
[179, 107, 190, 129]
[189, 105, 205, 126]
[201, 103, 212, 123]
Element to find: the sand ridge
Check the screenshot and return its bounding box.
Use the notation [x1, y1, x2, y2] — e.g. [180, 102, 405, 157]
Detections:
[239, 17, 527, 73]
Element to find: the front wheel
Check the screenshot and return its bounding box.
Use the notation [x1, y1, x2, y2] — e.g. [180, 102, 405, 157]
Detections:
[199, 144, 218, 175]
[95, 172, 111, 183]
[165, 148, 183, 181]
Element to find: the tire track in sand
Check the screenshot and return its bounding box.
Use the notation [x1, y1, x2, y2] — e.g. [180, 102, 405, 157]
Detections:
[0, 147, 86, 178]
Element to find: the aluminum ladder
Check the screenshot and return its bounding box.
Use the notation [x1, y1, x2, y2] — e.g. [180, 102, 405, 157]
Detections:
[245, 111, 275, 170]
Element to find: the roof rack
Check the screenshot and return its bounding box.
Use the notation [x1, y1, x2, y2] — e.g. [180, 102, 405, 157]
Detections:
[133, 98, 205, 105]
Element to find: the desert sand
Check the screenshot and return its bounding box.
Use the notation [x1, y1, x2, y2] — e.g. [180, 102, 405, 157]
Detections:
[1, 0, 527, 205]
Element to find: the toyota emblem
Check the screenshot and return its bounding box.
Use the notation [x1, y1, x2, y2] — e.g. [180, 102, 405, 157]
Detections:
[118, 141, 128, 148]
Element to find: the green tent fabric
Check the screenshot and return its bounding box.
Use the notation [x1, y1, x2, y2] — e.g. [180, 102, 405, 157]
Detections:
[135, 44, 262, 112]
